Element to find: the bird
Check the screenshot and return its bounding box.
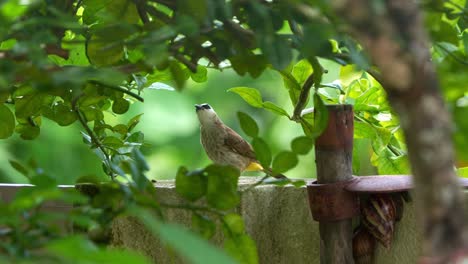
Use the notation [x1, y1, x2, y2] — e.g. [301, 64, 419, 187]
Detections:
[195, 103, 285, 178]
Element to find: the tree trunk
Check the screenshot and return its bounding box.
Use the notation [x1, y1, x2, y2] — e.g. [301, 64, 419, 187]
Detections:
[332, 0, 468, 262]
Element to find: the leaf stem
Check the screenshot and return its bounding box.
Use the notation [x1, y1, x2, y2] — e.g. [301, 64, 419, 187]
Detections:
[159, 202, 225, 216]
[72, 96, 116, 179]
[292, 73, 315, 121]
[240, 175, 270, 194]
[88, 80, 144, 102]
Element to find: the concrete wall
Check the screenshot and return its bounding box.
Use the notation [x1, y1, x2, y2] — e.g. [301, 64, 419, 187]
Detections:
[110, 177, 426, 264]
[0, 180, 430, 263]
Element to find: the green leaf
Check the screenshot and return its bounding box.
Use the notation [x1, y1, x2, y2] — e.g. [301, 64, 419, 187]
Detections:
[191, 66, 208, 83]
[262, 101, 289, 117]
[134, 209, 237, 264]
[14, 91, 51, 119]
[205, 164, 240, 210]
[43, 103, 77, 126]
[112, 98, 130, 114]
[224, 234, 259, 264]
[260, 34, 292, 70]
[237, 111, 259, 138]
[223, 213, 245, 235]
[292, 59, 313, 85]
[113, 124, 128, 135]
[458, 167, 468, 177]
[228, 87, 263, 108]
[252, 137, 272, 168]
[463, 31, 468, 55]
[15, 118, 40, 140]
[169, 61, 189, 90]
[30, 173, 57, 188]
[192, 213, 216, 239]
[175, 167, 207, 202]
[279, 71, 301, 105]
[9, 160, 29, 177]
[0, 104, 15, 138]
[102, 136, 124, 149]
[291, 136, 314, 155]
[46, 235, 150, 264]
[313, 94, 329, 137]
[371, 149, 410, 175]
[86, 35, 124, 66]
[272, 151, 298, 174]
[127, 113, 144, 132]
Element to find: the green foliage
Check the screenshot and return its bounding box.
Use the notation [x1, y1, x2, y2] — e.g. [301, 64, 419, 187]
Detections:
[229, 87, 290, 117]
[252, 137, 272, 168]
[1, 0, 468, 263]
[291, 136, 314, 155]
[176, 167, 207, 202]
[237, 111, 259, 138]
[46, 236, 151, 264]
[272, 151, 299, 174]
[134, 208, 238, 264]
[0, 104, 14, 138]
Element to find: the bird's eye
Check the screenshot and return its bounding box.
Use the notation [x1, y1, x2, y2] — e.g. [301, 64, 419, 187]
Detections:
[202, 104, 211, 109]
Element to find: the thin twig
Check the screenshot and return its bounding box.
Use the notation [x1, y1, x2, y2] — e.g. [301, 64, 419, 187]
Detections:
[288, 19, 303, 36]
[173, 53, 198, 72]
[74, 0, 83, 14]
[159, 202, 225, 216]
[72, 96, 115, 179]
[88, 80, 144, 102]
[145, 4, 172, 24]
[292, 73, 315, 121]
[135, 0, 150, 24]
[435, 42, 468, 66]
[147, 0, 176, 9]
[240, 175, 270, 194]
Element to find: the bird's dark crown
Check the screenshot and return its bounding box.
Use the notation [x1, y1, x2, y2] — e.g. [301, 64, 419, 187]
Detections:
[195, 103, 212, 111]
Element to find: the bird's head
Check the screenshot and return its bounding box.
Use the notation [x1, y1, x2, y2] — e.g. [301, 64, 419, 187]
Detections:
[195, 103, 219, 125]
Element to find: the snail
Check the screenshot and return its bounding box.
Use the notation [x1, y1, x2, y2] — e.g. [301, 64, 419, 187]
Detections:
[353, 226, 376, 264]
[353, 193, 408, 263]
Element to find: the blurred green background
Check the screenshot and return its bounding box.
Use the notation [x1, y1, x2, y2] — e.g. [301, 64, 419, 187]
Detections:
[0, 61, 378, 184]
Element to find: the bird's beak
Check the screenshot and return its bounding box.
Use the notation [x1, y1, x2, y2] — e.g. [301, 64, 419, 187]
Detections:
[195, 104, 203, 111]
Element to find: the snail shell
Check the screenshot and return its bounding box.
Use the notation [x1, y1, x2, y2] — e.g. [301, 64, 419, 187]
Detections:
[361, 194, 397, 248]
[353, 226, 376, 264]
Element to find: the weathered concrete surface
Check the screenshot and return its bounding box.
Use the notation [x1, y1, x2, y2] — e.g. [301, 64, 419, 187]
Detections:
[109, 177, 445, 264]
[0, 180, 456, 263]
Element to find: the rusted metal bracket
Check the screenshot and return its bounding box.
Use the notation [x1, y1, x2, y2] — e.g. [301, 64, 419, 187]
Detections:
[307, 177, 359, 221]
[308, 175, 468, 222]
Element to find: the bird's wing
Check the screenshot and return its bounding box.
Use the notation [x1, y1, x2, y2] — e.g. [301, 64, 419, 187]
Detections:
[223, 126, 256, 160]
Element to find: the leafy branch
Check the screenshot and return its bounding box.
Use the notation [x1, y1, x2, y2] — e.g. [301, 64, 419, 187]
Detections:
[88, 80, 144, 102]
[292, 73, 314, 121]
[72, 96, 115, 179]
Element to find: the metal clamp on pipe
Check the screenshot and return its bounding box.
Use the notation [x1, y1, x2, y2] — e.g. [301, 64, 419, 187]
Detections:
[307, 177, 359, 222]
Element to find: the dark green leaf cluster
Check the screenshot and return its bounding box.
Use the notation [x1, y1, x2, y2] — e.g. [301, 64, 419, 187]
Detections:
[0, 163, 237, 263]
[175, 164, 259, 263]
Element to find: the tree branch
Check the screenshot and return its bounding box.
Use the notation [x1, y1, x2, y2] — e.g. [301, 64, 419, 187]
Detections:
[292, 73, 314, 121]
[88, 80, 144, 102]
[135, 0, 150, 24]
[72, 96, 115, 180]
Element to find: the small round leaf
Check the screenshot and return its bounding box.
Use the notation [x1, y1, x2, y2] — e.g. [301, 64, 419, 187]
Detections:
[112, 98, 130, 114]
[0, 104, 15, 139]
[237, 112, 258, 138]
[252, 137, 271, 168]
[272, 151, 298, 174]
[291, 136, 314, 155]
